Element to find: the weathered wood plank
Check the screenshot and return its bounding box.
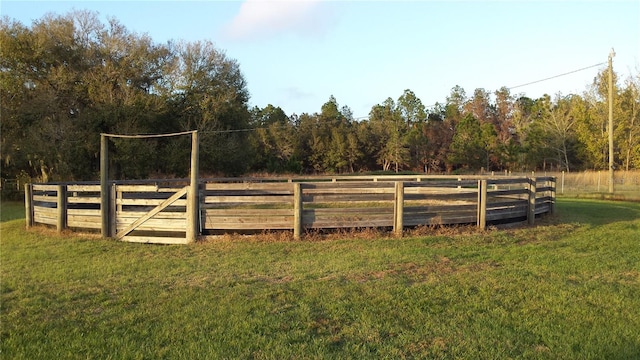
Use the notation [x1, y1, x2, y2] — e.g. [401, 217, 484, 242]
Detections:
[117, 218, 187, 231]
[204, 195, 291, 204]
[488, 188, 528, 197]
[204, 208, 292, 216]
[67, 216, 102, 229]
[404, 192, 478, 201]
[536, 186, 555, 193]
[115, 185, 159, 192]
[404, 204, 477, 213]
[303, 187, 395, 195]
[486, 207, 528, 221]
[404, 181, 478, 188]
[33, 212, 57, 225]
[205, 183, 293, 191]
[117, 198, 188, 206]
[67, 196, 101, 204]
[32, 184, 59, 191]
[34, 205, 57, 214]
[117, 211, 190, 219]
[302, 194, 395, 203]
[121, 235, 189, 245]
[33, 195, 58, 203]
[304, 218, 394, 228]
[302, 181, 395, 189]
[67, 185, 101, 192]
[487, 178, 530, 185]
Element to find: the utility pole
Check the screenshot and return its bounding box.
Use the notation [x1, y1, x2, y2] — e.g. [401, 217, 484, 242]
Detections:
[608, 48, 615, 194]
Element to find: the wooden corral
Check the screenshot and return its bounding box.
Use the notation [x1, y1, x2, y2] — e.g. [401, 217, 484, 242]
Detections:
[25, 175, 556, 244]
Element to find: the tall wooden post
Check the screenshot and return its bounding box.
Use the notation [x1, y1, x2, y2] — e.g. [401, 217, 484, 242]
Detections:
[528, 177, 537, 225]
[477, 180, 487, 230]
[100, 134, 110, 238]
[393, 181, 404, 237]
[608, 49, 615, 194]
[550, 177, 557, 215]
[57, 184, 67, 233]
[293, 182, 302, 239]
[24, 183, 33, 229]
[186, 131, 199, 243]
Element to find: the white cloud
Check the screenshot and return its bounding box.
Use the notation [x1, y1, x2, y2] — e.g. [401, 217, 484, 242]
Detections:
[223, 0, 333, 41]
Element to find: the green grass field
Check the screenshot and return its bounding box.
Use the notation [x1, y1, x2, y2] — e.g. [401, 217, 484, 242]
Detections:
[1, 199, 639, 359]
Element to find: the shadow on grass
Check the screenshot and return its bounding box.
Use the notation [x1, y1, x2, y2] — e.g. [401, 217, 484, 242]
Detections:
[1, 202, 25, 223]
[556, 198, 640, 226]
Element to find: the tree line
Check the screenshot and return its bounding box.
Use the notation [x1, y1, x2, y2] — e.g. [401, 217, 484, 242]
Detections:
[1, 11, 639, 183]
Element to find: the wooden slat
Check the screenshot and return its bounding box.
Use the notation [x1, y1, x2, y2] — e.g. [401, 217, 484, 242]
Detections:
[304, 218, 394, 228]
[486, 207, 527, 221]
[67, 185, 101, 192]
[404, 204, 477, 213]
[33, 195, 57, 203]
[535, 204, 551, 215]
[33, 205, 57, 214]
[404, 192, 478, 201]
[404, 181, 478, 188]
[487, 178, 530, 185]
[204, 209, 292, 216]
[115, 185, 159, 192]
[117, 218, 186, 232]
[116, 211, 187, 219]
[305, 207, 393, 215]
[536, 186, 555, 193]
[67, 196, 101, 204]
[487, 200, 528, 209]
[32, 184, 58, 191]
[303, 194, 394, 203]
[121, 235, 189, 245]
[303, 187, 395, 195]
[488, 188, 528, 196]
[204, 195, 291, 204]
[117, 198, 187, 206]
[67, 216, 102, 229]
[203, 216, 293, 230]
[67, 209, 100, 216]
[302, 182, 394, 189]
[205, 183, 293, 191]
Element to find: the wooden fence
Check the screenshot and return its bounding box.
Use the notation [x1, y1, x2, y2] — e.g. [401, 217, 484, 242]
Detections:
[25, 176, 555, 244]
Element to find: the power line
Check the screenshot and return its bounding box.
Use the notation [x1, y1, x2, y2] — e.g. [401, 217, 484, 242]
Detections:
[507, 62, 605, 90]
[350, 62, 607, 120]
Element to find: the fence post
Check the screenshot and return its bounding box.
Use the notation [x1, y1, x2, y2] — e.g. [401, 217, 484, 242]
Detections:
[528, 177, 537, 225]
[57, 184, 67, 233]
[110, 183, 117, 237]
[477, 180, 487, 230]
[186, 131, 199, 243]
[393, 181, 404, 237]
[24, 183, 33, 229]
[551, 177, 557, 215]
[293, 182, 302, 239]
[100, 135, 110, 238]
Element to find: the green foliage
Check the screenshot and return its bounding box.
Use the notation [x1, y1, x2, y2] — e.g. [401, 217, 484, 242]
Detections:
[2, 199, 640, 358]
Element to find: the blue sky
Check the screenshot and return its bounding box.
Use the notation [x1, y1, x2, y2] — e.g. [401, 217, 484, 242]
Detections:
[2, 0, 639, 118]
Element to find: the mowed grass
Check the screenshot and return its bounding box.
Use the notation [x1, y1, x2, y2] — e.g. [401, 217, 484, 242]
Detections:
[1, 199, 639, 359]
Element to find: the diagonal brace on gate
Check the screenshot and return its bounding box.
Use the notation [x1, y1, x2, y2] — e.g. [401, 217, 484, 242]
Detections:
[116, 186, 188, 240]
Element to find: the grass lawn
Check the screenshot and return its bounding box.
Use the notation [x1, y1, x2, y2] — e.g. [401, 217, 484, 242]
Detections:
[1, 199, 639, 359]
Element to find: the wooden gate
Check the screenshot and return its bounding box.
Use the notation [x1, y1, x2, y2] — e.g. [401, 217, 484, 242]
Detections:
[113, 184, 191, 244]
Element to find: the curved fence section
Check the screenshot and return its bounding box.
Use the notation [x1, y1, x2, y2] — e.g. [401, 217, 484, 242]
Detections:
[25, 176, 556, 244]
